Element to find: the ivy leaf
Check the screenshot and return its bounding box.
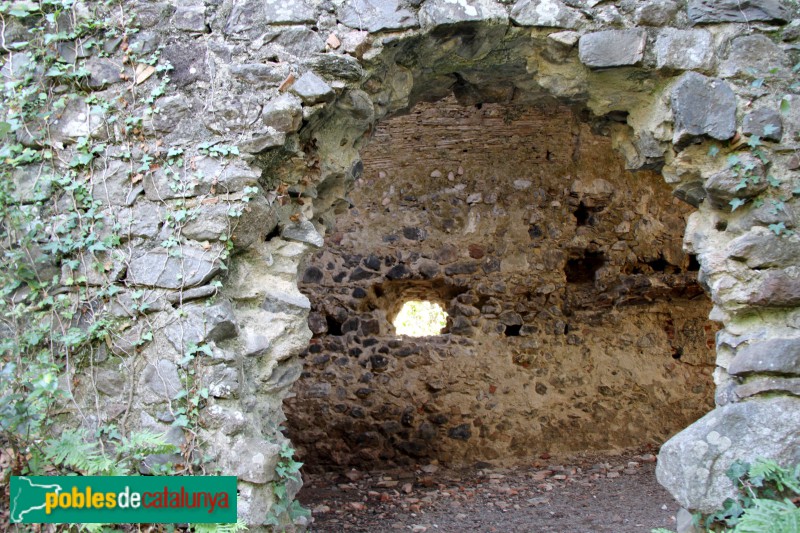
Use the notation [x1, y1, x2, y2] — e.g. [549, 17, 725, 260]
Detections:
[0, 121, 11, 137]
[729, 198, 747, 211]
[768, 222, 786, 235]
[727, 153, 740, 167]
[767, 175, 780, 187]
[735, 178, 748, 191]
[747, 135, 761, 148]
[762, 124, 778, 136]
[708, 145, 720, 158]
[780, 97, 791, 115]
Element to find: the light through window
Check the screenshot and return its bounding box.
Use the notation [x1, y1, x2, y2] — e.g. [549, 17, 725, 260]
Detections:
[393, 300, 447, 337]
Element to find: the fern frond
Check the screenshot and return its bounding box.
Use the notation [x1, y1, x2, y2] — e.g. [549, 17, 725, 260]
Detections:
[44, 428, 104, 474]
[734, 498, 800, 533]
[117, 430, 179, 460]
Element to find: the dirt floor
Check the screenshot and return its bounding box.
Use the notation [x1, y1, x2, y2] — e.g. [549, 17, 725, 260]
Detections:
[299, 446, 679, 533]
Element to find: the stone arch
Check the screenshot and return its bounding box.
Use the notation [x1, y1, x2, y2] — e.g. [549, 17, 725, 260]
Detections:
[13, 0, 799, 529]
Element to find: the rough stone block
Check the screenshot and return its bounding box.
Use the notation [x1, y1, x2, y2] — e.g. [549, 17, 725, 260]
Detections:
[338, 0, 418, 32]
[281, 220, 325, 247]
[735, 377, 800, 399]
[225, 0, 317, 35]
[84, 58, 123, 89]
[225, 437, 281, 484]
[728, 338, 800, 376]
[164, 300, 238, 351]
[140, 359, 182, 399]
[419, 0, 508, 27]
[174, 5, 207, 32]
[687, 0, 792, 24]
[703, 153, 767, 209]
[510, 0, 584, 29]
[727, 227, 800, 269]
[127, 246, 221, 289]
[670, 72, 736, 146]
[634, 0, 679, 26]
[261, 93, 303, 133]
[749, 267, 800, 307]
[204, 96, 262, 134]
[718, 35, 790, 79]
[290, 71, 334, 105]
[743, 108, 783, 142]
[578, 29, 646, 68]
[655, 29, 714, 71]
[656, 396, 800, 513]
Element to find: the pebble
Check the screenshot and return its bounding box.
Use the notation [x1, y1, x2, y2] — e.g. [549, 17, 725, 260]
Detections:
[430, 170, 442, 178]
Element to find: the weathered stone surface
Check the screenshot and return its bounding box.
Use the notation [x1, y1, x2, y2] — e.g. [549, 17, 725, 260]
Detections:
[281, 220, 324, 247]
[634, 0, 679, 26]
[749, 267, 800, 307]
[229, 63, 290, 85]
[204, 96, 262, 134]
[338, 0, 418, 33]
[49, 98, 105, 144]
[181, 204, 233, 242]
[161, 42, 208, 87]
[127, 246, 221, 289]
[174, 5, 207, 32]
[114, 202, 163, 241]
[510, 0, 584, 29]
[672, 181, 706, 208]
[718, 35, 790, 79]
[670, 72, 736, 146]
[261, 93, 303, 133]
[84, 58, 123, 89]
[703, 153, 767, 209]
[655, 29, 714, 71]
[735, 377, 800, 398]
[743, 108, 783, 142]
[225, 0, 318, 35]
[727, 227, 800, 269]
[290, 71, 334, 105]
[728, 338, 800, 376]
[151, 95, 193, 134]
[225, 437, 281, 484]
[657, 397, 800, 513]
[165, 284, 217, 304]
[687, 0, 792, 24]
[144, 157, 259, 200]
[207, 365, 240, 398]
[419, 0, 508, 27]
[262, 279, 312, 314]
[578, 29, 646, 68]
[140, 359, 182, 399]
[164, 300, 237, 351]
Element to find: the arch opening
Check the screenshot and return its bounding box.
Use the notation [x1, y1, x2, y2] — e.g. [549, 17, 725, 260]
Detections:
[287, 96, 717, 472]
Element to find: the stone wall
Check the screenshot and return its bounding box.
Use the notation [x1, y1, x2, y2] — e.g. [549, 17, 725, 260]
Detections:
[286, 98, 717, 469]
[3, 0, 799, 527]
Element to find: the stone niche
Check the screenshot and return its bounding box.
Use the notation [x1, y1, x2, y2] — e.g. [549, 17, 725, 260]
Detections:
[285, 97, 717, 470]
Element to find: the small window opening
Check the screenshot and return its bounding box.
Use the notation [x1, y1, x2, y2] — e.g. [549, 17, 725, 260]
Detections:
[565, 251, 606, 284]
[394, 300, 447, 337]
[504, 324, 522, 337]
[326, 315, 343, 336]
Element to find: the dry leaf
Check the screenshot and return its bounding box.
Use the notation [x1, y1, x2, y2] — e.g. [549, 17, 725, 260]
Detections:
[135, 64, 156, 85]
[132, 173, 143, 184]
[279, 73, 296, 92]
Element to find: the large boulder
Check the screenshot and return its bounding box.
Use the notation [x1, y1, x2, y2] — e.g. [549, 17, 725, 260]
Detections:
[671, 72, 736, 146]
[657, 397, 800, 513]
